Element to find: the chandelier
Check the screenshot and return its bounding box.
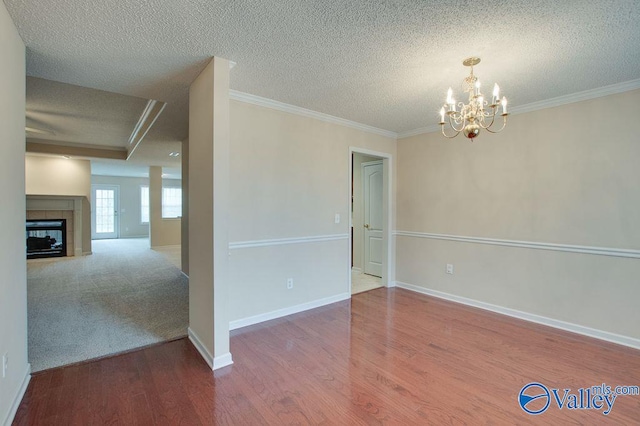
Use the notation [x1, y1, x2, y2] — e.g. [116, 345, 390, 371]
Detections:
[439, 57, 509, 139]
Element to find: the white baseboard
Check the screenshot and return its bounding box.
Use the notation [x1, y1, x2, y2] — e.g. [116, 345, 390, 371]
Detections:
[188, 328, 234, 371]
[351, 267, 362, 274]
[2, 364, 31, 426]
[213, 353, 233, 370]
[394, 281, 640, 351]
[188, 327, 213, 370]
[229, 292, 351, 331]
[181, 271, 189, 279]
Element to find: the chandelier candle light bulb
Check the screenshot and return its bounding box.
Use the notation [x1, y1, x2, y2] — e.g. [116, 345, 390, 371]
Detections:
[439, 57, 509, 140]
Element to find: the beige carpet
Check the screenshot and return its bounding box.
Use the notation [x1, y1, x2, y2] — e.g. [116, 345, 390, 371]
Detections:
[351, 270, 383, 294]
[27, 238, 188, 372]
[152, 244, 182, 269]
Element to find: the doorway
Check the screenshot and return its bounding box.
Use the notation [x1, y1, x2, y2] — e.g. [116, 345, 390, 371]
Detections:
[91, 184, 119, 239]
[363, 160, 383, 277]
[349, 149, 391, 295]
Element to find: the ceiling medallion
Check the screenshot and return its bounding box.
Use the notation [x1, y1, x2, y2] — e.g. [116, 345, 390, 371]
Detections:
[439, 57, 509, 140]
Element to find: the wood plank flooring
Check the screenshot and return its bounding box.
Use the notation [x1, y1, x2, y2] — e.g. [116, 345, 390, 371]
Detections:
[13, 288, 640, 424]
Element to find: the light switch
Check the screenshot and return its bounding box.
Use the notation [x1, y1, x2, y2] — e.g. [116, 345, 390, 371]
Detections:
[335, 213, 340, 224]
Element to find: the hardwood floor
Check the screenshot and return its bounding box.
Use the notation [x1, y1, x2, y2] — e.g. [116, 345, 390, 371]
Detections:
[14, 288, 640, 424]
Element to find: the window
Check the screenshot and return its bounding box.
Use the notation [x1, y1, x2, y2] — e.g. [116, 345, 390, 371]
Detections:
[162, 187, 182, 218]
[140, 186, 149, 223]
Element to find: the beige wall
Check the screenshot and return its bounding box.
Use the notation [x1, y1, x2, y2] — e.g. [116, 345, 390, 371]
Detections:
[25, 155, 92, 254]
[149, 166, 181, 247]
[188, 57, 232, 364]
[228, 100, 396, 322]
[26, 155, 91, 198]
[0, 4, 28, 424]
[396, 89, 640, 340]
[92, 175, 150, 238]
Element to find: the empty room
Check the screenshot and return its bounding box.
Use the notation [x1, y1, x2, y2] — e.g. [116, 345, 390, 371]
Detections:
[1, 0, 639, 424]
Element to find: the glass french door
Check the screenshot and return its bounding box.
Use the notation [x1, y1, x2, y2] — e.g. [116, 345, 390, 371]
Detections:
[91, 185, 119, 239]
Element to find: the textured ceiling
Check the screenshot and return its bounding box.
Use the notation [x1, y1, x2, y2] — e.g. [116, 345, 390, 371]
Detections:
[26, 77, 147, 147]
[25, 77, 182, 167]
[6, 0, 640, 139]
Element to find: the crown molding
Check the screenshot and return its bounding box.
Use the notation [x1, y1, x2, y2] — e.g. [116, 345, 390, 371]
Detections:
[396, 124, 441, 139]
[397, 78, 640, 140]
[127, 99, 166, 160]
[229, 90, 398, 139]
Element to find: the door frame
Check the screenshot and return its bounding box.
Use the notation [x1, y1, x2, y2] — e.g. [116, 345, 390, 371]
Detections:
[348, 147, 394, 294]
[91, 184, 120, 239]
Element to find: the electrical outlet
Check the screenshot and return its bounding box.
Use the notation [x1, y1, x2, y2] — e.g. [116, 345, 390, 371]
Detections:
[2, 352, 7, 378]
[287, 278, 294, 289]
[446, 264, 454, 274]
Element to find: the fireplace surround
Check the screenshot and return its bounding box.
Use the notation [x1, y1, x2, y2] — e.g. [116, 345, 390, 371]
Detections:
[26, 195, 90, 257]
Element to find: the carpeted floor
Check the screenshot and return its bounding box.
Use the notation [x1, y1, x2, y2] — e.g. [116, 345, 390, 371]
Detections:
[27, 238, 188, 372]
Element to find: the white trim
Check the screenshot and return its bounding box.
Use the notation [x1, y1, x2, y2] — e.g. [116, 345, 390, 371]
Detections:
[127, 99, 167, 160]
[394, 281, 640, 351]
[213, 353, 234, 370]
[394, 230, 640, 259]
[2, 364, 30, 426]
[397, 124, 441, 139]
[181, 271, 189, 280]
[510, 78, 640, 116]
[397, 79, 640, 139]
[229, 90, 397, 139]
[351, 267, 362, 274]
[229, 292, 351, 330]
[229, 233, 349, 250]
[188, 327, 213, 370]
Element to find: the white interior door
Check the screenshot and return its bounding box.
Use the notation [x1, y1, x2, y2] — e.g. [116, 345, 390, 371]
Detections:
[363, 161, 383, 277]
[91, 185, 119, 239]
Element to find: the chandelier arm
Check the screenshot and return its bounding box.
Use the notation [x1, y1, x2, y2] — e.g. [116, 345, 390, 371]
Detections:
[440, 124, 460, 139]
[485, 115, 508, 134]
[478, 108, 497, 130]
[448, 113, 465, 132]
